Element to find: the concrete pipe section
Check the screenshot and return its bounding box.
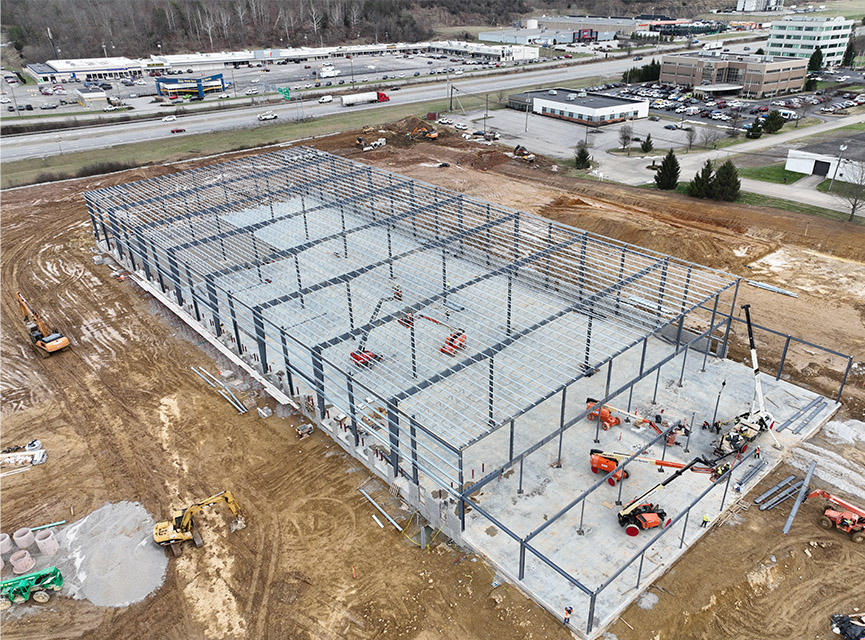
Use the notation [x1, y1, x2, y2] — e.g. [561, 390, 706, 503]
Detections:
[9, 549, 35, 575]
[13, 527, 34, 549]
[0, 532, 12, 554]
[34, 529, 59, 556]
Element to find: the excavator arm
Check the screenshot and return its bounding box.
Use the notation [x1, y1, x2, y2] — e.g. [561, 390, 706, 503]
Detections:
[178, 490, 242, 532]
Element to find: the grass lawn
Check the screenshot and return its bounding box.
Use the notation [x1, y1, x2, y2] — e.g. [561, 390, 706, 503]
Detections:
[737, 163, 805, 184]
[641, 182, 860, 223]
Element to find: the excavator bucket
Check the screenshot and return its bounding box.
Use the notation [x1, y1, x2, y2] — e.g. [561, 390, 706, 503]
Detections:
[229, 516, 246, 533]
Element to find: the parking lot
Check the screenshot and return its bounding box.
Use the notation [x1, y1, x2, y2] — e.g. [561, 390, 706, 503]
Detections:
[0, 51, 553, 119]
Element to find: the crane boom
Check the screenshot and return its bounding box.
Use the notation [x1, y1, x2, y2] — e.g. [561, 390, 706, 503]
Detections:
[619, 457, 709, 519]
[807, 490, 865, 519]
[742, 304, 766, 416]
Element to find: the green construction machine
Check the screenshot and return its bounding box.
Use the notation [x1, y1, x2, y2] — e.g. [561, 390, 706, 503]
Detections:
[0, 567, 64, 610]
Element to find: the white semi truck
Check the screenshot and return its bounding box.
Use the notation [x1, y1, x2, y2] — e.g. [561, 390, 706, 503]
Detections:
[341, 91, 390, 107]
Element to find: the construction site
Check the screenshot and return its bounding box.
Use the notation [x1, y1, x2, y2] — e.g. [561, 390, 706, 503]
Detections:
[2, 119, 864, 640]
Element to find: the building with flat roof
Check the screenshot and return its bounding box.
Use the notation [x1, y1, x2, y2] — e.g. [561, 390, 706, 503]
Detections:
[785, 134, 865, 187]
[509, 87, 648, 125]
[155, 74, 226, 98]
[74, 87, 109, 109]
[736, 0, 784, 12]
[660, 51, 807, 98]
[37, 57, 144, 82]
[767, 15, 852, 67]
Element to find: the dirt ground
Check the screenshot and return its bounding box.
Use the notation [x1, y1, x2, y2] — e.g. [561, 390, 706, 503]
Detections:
[1, 125, 863, 640]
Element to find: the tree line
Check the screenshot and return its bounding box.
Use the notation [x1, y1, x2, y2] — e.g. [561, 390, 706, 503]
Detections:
[2, 0, 524, 64]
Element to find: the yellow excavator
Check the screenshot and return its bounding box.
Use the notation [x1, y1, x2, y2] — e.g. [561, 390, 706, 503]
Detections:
[17, 292, 70, 356]
[153, 490, 246, 556]
[409, 125, 438, 141]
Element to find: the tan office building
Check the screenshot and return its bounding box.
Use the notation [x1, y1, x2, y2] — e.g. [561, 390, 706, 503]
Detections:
[660, 52, 807, 99]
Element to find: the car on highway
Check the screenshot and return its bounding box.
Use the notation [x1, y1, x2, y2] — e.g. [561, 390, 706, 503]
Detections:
[245, 88, 259, 95]
[170, 128, 186, 133]
[162, 115, 177, 122]
[258, 111, 278, 120]
[318, 95, 333, 103]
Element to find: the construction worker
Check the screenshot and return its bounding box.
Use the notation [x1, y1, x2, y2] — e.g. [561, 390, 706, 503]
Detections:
[701, 514, 710, 528]
[393, 283, 402, 300]
[563, 606, 573, 625]
[754, 447, 761, 459]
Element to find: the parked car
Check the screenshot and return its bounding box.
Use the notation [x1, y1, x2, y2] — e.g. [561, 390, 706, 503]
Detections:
[217, 92, 230, 99]
[663, 124, 678, 130]
[648, 115, 660, 121]
[40, 103, 58, 109]
[245, 88, 259, 95]
[103, 105, 118, 112]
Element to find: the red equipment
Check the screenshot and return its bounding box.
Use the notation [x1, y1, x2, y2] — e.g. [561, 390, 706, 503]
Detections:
[589, 449, 716, 485]
[806, 490, 865, 543]
[586, 398, 621, 430]
[441, 330, 467, 356]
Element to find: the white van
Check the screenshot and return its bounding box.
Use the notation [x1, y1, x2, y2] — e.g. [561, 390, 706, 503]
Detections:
[318, 95, 333, 103]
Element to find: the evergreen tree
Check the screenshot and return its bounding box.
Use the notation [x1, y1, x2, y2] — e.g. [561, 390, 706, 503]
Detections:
[574, 143, 591, 169]
[746, 119, 763, 139]
[640, 133, 654, 153]
[710, 160, 741, 202]
[654, 149, 680, 191]
[843, 42, 856, 67]
[808, 47, 824, 71]
[762, 110, 785, 134]
[688, 160, 714, 198]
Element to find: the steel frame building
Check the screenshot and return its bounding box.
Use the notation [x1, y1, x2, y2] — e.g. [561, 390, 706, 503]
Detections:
[86, 147, 756, 635]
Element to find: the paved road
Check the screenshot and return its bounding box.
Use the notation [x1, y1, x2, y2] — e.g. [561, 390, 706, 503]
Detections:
[0, 55, 643, 162]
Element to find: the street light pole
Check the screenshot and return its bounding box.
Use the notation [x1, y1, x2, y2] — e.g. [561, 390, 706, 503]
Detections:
[828, 142, 849, 192]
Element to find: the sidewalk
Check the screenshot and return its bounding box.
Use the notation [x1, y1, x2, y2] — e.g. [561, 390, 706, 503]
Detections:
[599, 113, 865, 217]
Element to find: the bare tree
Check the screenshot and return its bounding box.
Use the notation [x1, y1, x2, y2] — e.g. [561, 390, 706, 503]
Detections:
[235, 1, 248, 29]
[348, 2, 361, 28]
[831, 160, 865, 222]
[727, 110, 742, 137]
[619, 123, 633, 155]
[686, 127, 697, 151]
[701, 126, 723, 149]
[308, 1, 323, 34]
[198, 7, 217, 49]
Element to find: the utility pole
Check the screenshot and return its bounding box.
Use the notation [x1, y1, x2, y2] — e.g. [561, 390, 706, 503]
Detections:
[484, 94, 488, 134]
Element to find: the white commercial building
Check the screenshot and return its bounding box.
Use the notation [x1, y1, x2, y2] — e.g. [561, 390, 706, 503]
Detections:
[767, 15, 852, 66]
[510, 88, 648, 126]
[26, 40, 538, 84]
[735, 0, 784, 12]
[785, 135, 865, 184]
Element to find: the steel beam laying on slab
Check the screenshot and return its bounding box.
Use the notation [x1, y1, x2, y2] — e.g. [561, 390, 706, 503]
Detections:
[776, 397, 823, 433]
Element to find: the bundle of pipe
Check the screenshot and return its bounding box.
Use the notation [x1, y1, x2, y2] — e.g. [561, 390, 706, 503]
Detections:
[735, 461, 767, 491]
[191, 366, 247, 414]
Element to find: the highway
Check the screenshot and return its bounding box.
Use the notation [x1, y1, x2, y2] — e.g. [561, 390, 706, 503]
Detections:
[1, 56, 642, 162]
